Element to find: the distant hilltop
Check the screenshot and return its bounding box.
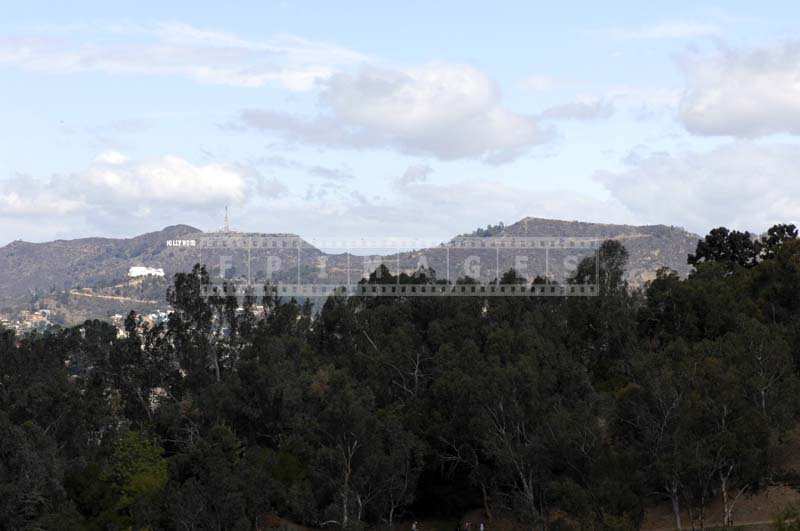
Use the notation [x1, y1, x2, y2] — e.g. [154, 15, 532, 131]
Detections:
[0, 224, 202, 302]
[489, 217, 699, 284]
[0, 218, 701, 313]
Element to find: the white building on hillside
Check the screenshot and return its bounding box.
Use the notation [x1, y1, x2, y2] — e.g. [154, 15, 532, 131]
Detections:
[128, 266, 165, 278]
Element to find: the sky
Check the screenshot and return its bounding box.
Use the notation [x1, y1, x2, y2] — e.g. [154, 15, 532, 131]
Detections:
[2, 0, 800, 245]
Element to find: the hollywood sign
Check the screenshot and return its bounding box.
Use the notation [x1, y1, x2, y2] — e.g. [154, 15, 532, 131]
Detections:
[166, 240, 197, 247]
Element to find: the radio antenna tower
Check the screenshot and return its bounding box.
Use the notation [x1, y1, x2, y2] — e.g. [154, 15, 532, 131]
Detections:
[224, 206, 230, 233]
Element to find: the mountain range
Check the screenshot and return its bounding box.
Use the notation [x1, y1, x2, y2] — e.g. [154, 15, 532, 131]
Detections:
[0, 218, 700, 318]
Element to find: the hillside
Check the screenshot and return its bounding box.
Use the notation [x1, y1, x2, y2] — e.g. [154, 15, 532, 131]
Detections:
[0, 224, 202, 300]
[0, 218, 700, 318]
[498, 217, 699, 283]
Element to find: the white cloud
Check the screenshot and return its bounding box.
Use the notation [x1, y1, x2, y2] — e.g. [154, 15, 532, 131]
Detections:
[84, 155, 251, 205]
[519, 75, 560, 92]
[306, 165, 355, 181]
[0, 23, 367, 90]
[94, 150, 129, 165]
[1, 153, 286, 225]
[394, 164, 433, 187]
[606, 86, 682, 110]
[0, 189, 84, 216]
[239, 63, 548, 163]
[539, 99, 614, 121]
[595, 142, 800, 233]
[679, 41, 800, 137]
[254, 154, 355, 181]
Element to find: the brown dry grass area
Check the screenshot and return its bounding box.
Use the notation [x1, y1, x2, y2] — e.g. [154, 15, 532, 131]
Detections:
[641, 484, 800, 529]
[774, 425, 800, 475]
[642, 425, 800, 529]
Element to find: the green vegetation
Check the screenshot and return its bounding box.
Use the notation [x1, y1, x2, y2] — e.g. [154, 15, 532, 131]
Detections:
[2, 225, 800, 529]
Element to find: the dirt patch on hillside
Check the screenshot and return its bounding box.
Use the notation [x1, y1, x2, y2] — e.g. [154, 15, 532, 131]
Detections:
[642, 484, 800, 529]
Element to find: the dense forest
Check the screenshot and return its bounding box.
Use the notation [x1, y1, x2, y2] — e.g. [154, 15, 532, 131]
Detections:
[3, 224, 800, 530]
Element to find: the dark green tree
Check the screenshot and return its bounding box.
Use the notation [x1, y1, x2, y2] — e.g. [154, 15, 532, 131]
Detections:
[688, 227, 760, 269]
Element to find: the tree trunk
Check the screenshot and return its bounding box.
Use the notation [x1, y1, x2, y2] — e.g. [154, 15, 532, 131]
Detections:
[342, 465, 350, 530]
[721, 472, 731, 527]
[341, 440, 357, 529]
[211, 350, 221, 382]
[481, 482, 494, 522]
[342, 490, 348, 529]
[669, 480, 683, 531]
[720, 468, 746, 529]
